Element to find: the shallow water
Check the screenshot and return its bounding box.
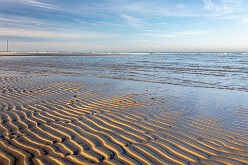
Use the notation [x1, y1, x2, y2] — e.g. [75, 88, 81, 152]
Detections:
[0, 52, 248, 92]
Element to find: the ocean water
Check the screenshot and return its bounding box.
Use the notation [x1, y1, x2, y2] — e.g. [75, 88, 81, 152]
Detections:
[0, 52, 248, 92]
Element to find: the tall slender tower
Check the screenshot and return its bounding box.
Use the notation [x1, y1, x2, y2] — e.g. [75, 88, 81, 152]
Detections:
[7, 40, 8, 52]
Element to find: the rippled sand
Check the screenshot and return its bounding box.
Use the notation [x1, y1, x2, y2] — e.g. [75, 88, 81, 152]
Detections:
[0, 75, 248, 165]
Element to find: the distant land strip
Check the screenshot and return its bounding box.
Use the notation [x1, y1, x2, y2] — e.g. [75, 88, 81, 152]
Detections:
[0, 52, 137, 56]
[1, 52, 248, 56]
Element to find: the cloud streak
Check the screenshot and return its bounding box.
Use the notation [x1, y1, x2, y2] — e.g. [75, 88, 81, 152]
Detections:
[203, 0, 215, 10]
[20, 0, 61, 10]
[175, 30, 213, 36]
[142, 30, 214, 38]
[201, 0, 248, 25]
[0, 15, 56, 28]
[203, 0, 243, 17]
[0, 28, 106, 40]
[119, 14, 146, 28]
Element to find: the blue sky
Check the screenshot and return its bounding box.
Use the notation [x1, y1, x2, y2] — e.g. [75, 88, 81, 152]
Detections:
[1, 0, 248, 52]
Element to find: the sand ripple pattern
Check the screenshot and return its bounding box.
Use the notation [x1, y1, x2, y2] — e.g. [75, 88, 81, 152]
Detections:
[0, 76, 248, 165]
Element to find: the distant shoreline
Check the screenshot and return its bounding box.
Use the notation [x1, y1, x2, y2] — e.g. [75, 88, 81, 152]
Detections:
[0, 52, 135, 56]
[1, 51, 248, 56]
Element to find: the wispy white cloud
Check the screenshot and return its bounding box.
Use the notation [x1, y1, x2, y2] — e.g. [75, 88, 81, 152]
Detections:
[242, 18, 248, 25]
[114, 1, 150, 15]
[203, 0, 215, 10]
[201, 0, 248, 25]
[114, 0, 247, 22]
[20, 0, 61, 10]
[115, 1, 198, 17]
[175, 30, 213, 36]
[0, 27, 106, 40]
[142, 33, 177, 38]
[142, 30, 213, 38]
[203, 0, 242, 17]
[0, 15, 56, 27]
[119, 14, 146, 28]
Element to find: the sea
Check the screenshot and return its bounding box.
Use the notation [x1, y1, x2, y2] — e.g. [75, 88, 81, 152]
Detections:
[0, 52, 248, 92]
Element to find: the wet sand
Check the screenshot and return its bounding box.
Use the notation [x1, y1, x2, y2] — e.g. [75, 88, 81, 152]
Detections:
[0, 73, 248, 165]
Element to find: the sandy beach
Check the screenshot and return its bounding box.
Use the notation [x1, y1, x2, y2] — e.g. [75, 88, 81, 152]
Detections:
[0, 70, 248, 165]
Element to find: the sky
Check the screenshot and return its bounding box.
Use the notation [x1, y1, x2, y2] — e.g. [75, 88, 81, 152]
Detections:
[0, 0, 248, 52]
